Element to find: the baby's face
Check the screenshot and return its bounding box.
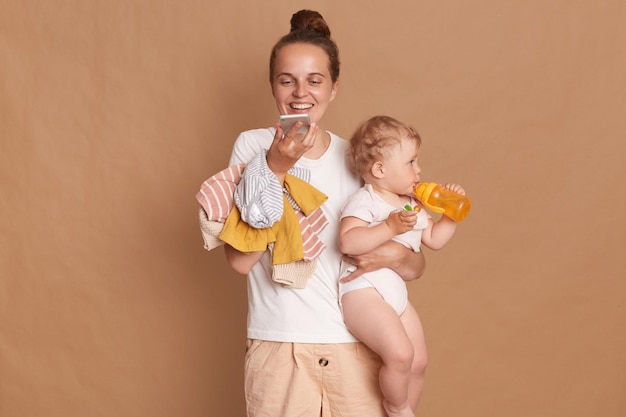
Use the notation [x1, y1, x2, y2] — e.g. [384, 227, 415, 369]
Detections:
[381, 137, 421, 196]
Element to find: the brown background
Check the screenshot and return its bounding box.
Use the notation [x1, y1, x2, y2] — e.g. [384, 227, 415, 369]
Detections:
[1, 1, 625, 416]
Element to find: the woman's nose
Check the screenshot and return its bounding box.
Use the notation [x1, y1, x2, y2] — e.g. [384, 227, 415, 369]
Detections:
[293, 82, 307, 97]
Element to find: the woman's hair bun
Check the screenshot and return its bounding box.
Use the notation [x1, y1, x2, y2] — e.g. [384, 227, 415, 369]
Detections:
[269, 9, 340, 84]
[290, 9, 331, 38]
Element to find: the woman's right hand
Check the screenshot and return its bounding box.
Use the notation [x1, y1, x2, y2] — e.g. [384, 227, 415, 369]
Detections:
[266, 121, 319, 181]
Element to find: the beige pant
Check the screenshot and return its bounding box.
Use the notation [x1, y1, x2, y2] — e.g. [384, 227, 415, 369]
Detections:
[245, 339, 386, 417]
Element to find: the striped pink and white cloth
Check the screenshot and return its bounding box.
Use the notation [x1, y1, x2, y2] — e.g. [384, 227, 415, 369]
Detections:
[196, 164, 329, 262]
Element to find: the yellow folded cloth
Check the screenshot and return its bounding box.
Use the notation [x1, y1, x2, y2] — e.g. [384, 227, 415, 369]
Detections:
[218, 173, 328, 265]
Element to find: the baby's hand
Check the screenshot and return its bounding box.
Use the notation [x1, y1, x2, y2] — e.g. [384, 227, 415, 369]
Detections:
[385, 209, 417, 235]
[444, 183, 466, 195]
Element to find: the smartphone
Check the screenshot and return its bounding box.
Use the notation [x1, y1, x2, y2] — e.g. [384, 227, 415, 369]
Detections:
[279, 114, 310, 134]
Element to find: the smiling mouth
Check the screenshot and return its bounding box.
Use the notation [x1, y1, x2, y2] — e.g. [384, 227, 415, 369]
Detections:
[290, 103, 313, 111]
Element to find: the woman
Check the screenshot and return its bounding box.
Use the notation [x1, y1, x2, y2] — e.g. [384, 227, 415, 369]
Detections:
[222, 10, 426, 417]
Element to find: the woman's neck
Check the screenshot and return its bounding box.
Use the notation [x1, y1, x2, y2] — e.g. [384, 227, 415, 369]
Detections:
[303, 130, 331, 160]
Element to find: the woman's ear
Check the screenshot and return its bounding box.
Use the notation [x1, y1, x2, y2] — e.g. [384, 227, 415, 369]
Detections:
[371, 161, 385, 179]
[329, 81, 339, 102]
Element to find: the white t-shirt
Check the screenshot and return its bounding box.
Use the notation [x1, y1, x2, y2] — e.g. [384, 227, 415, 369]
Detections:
[229, 128, 362, 343]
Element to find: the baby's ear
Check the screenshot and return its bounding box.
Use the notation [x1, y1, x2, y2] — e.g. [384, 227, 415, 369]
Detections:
[371, 161, 385, 179]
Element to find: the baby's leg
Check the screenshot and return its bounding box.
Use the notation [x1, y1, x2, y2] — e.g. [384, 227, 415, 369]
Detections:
[341, 288, 414, 417]
[400, 302, 428, 412]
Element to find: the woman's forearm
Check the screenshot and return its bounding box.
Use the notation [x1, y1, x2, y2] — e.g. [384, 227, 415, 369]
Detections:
[340, 240, 426, 283]
[223, 245, 265, 275]
[392, 247, 426, 281]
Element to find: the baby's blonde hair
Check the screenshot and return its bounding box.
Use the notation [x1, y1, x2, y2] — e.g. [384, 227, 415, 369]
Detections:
[348, 115, 422, 176]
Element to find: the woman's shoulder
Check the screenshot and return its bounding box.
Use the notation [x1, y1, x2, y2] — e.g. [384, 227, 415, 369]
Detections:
[235, 127, 275, 143]
[230, 128, 274, 165]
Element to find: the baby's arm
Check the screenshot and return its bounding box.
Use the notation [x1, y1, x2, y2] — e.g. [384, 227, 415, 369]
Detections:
[420, 216, 457, 250]
[420, 183, 465, 250]
[339, 209, 416, 255]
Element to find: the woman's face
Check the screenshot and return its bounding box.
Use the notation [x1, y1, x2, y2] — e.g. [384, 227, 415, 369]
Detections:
[271, 43, 338, 125]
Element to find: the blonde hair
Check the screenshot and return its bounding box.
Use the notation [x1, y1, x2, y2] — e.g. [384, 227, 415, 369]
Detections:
[348, 115, 422, 176]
